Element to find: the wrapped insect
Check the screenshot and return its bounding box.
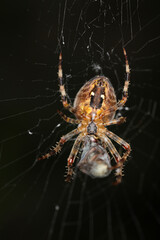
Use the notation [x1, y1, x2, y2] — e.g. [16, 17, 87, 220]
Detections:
[77, 136, 112, 178]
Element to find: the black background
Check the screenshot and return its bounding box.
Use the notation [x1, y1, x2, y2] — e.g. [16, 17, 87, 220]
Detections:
[0, 0, 160, 240]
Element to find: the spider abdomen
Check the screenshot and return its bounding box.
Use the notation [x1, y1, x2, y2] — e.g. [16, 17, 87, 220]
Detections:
[73, 76, 117, 121]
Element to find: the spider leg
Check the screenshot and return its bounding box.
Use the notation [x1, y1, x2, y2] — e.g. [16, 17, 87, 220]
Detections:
[117, 48, 130, 108]
[58, 53, 74, 113]
[104, 116, 126, 126]
[97, 133, 123, 184]
[98, 134, 121, 163]
[65, 133, 84, 182]
[57, 110, 80, 124]
[105, 130, 131, 169]
[37, 128, 80, 161]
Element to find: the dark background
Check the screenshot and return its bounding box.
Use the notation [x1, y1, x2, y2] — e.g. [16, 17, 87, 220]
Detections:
[0, 0, 160, 240]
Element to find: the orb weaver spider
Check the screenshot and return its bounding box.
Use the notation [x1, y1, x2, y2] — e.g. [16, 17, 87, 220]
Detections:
[38, 48, 131, 185]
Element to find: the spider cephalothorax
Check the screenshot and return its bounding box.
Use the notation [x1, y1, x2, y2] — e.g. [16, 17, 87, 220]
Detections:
[38, 48, 131, 185]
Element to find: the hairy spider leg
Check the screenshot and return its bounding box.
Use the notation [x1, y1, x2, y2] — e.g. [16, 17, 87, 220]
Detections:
[57, 110, 80, 124]
[97, 134, 121, 163]
[58, 53, 74, 113]
[105, 130, 131, 169]
[98, 133, 123, 184]
[65, 133, 84, 182]
[117, 48, 130, 108]
[37, 128, 79, 161]
[104, 116, 126, 126]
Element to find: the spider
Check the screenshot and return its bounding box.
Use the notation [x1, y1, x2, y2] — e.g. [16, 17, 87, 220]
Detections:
[38, 48, 131, 185]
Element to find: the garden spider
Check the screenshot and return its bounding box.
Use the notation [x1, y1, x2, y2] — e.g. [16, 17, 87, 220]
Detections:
[38, 48, 131, 185]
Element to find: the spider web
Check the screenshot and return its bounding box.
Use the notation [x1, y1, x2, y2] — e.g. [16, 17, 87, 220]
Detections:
[0, 0, 160, 239]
